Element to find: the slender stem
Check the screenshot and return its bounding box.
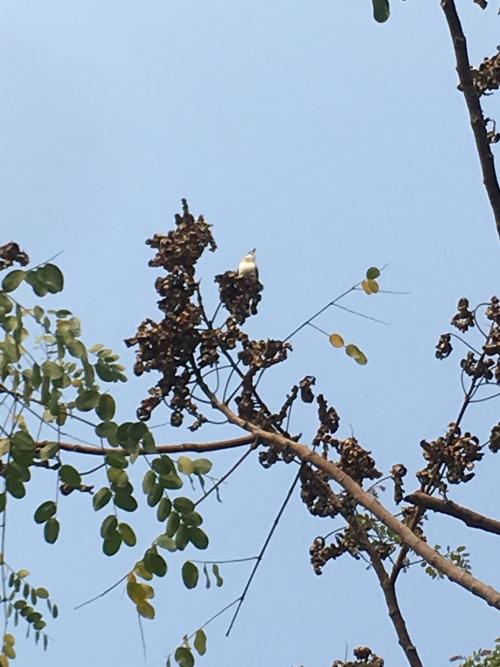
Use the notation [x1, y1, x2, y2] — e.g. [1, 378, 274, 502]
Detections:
[441, 0, 500, 239]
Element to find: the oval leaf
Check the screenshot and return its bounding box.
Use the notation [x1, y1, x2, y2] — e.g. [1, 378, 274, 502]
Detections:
[2, 270, 25, 293]
[366, 266, 381, 280]
[181, 561, 199, 589]
[44, 518, 60, 544]
[96, 394, 116, 421]
[372, 0, 390, 22]
[329, 333, 344, 348]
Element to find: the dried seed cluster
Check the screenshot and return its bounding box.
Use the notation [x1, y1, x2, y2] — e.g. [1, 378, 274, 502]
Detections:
[0, 242, 29, 270]
[417, 424, 482, 491]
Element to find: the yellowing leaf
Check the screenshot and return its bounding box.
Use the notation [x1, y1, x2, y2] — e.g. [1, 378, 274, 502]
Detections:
[345, 344, 368, 366]
[329, 333, 344, 348]
[361, 279, 379, 295]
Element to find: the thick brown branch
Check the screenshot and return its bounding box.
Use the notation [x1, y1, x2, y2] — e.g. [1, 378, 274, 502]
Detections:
[363, 539, 423, 667]
[38, 435, 254, 457]
[406, 491, 500, 536]
[441, 0, 500, 240]
[207, 389, 500, 611]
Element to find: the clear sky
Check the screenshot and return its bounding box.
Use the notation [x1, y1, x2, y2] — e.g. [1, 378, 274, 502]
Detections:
[0, 1, 499, 666]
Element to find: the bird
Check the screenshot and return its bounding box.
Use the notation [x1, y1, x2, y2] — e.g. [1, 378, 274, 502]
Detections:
[238, 249, 258, 280]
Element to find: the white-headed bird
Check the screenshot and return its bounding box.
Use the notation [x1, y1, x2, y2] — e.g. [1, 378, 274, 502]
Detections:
[238, 249, 258, 280]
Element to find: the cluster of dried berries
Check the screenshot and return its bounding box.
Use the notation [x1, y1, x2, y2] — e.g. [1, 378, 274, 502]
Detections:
[436, 297, 500, 380]
[238, 338, 291, 369]
[300, 464, 344, 519]
[309, 533, 359, 575]
[332, 646, 384, 667]
[299, 375, 315, 403]
[125, 201, 217, 425]
[312, 394, 340, 450]
[451, 298, 475, 332]
[331, 437, 382, 485]
[489, 423, 500, 453]
[126, 201, 291, 426]
[470, 49, 500, 97]
[214, 270, 263, 324]
[417, 424, 482, 490]
[0, 242, 29, 271]
[391, 463, 407, 504]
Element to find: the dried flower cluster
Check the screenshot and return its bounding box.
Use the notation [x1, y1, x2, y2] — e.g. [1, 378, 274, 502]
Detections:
[470, 49, 500, 97]
[0, 242, 29, 270]
[126, 200, 289, 427]
[332, 646, 384, 667]
[417, 424, 482, 491]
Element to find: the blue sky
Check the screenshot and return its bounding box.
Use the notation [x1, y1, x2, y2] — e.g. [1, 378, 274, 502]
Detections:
[1, 1, 500, 665]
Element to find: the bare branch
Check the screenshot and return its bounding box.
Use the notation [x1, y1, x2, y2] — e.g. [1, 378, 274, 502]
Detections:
[405, 491, 500, 536]
[37, 435, 255, 457]
[441, 0, 500, 239]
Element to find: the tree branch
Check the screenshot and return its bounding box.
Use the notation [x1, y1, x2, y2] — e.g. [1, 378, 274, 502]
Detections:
[205, 387, 500, 611]
[37, 435, 254, 457]
[405, 491, 500, 536]
[441, 0, 500, 240]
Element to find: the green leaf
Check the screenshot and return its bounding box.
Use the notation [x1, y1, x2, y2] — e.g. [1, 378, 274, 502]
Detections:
[366, 266, 381, 280]
[137, 600, 155, 620]
[146, 485, 162, 508]
[34, 501, 56, 524]
[345, 344, 368, 366]
[2, 270, 26, 293]
[39, 264, 64, 293]
[66, 340, 86, 359]
[188, 527, 209, 550]
[372, 0, 390, 22]
[174, 647, 194, 667]
[142, 431, 156, 453]
[152, 456, 174, 476]
[157, 497, 172, 522]
[35, 587, 49, 599]
[183, 511, 203, 527]
[118, 522, 137, 547]
[38, 442, 59, 460]
[142, 470, 156, 494]
[102, 531, 122, 556]
[6, 479, 25, 499]
[192, 458, 212, 475]
[156, 535, 177, 552]
[11, 430, 35, 451]
[96, 394, 116, 421]
[100, 514, 118, 538]
[144, 549, 167, 577]
[92, 487, 112, 511]
[212, 563, 223, 587]
[181, 561, 199, 589]
[175, 523, 189, 551]
[165, 512, 180, 538]
[95, 420, 118, 440]
[75, 390, 100, 412]
[25, 269, 49, 297]
[113, 489, 138, 512]
[0, 494, 6, 513]
[59, 464, 81, 488]
[173, 497, 195, 515]
[105, 451, 128, 470]
[44, 518, 60, 544]
[193, 629, 207, 656]
[177, 456, 194, 475]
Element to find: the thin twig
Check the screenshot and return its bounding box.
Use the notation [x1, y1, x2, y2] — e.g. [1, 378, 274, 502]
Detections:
[194, 442, 258, 507]
[74, 573, 128, 610]
[225, 469, 301, 636]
